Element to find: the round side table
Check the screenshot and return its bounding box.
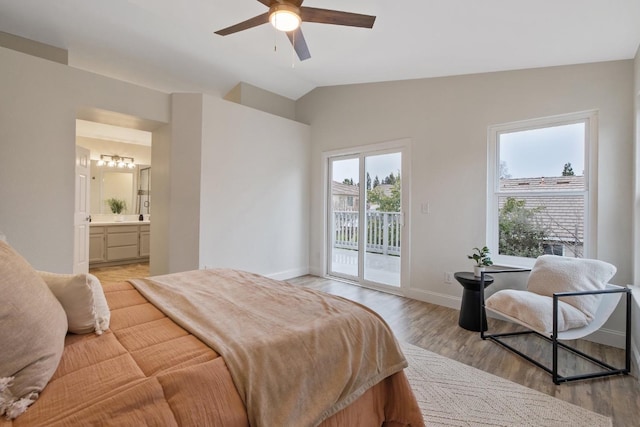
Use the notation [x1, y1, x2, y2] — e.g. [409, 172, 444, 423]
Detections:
[454, 272, 494, 331]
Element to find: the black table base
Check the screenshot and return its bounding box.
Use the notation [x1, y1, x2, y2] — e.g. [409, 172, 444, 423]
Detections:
[454, 272, 494, 331]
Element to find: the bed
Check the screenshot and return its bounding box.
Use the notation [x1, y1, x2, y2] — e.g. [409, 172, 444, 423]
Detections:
[0, 240, 423, 426]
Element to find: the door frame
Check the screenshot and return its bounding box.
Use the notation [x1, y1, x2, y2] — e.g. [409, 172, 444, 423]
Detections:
[327, 153, 362, 283]
[322, 138, 411, 293]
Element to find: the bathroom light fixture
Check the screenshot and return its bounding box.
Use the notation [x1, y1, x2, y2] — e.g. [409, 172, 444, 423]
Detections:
[269, 4, 301, 32]
[96, 154, 136, 169]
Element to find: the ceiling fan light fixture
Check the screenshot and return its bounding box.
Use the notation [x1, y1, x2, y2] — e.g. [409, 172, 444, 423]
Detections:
[269, 4, 301, 32]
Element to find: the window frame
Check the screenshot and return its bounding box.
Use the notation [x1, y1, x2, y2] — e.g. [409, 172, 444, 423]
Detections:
[486, 110, 598, 268]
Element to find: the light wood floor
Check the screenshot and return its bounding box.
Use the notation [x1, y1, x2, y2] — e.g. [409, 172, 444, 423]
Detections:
[91, 264, 640, 426]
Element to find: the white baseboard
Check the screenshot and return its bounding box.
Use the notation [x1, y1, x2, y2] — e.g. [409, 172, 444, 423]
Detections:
[308, 266, 324, 277]
[585, 327, 627, 349]
[403, 287, 461, 310]
[266, 266, 310, 281]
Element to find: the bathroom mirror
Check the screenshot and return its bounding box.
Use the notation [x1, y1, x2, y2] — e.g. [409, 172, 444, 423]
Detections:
[90, 162, 151, 215]
[91, 163, 136, 214]
[102, 171, 134, 214]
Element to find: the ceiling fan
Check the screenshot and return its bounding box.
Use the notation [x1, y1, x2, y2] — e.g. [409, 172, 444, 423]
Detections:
[214, 0, 376, 61]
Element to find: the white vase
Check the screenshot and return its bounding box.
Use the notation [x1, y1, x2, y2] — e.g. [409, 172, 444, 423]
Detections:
[473, 266, 485, 277]
[114, 215, 124, 222]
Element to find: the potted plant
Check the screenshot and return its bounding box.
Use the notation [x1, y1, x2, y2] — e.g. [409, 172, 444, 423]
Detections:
[468, 246, 493, 277]
[106, 198, 127, 221]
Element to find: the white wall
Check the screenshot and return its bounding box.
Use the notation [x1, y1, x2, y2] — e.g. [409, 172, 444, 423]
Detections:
[0, 46, 311, 279]
[150, 123, 171, 276]
[145, 93, 311, 278]
[0, 30, 67, 64]
[199, 95, 311, 279]
[0, 47, 169, 272]
[165, 93, 205, 273]
[296, 60, 635, 343]
[224, 82, 297, 121]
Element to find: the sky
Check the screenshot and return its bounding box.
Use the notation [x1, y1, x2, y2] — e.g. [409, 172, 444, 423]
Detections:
[331, 152, 401, 184]
[499, 122, 585, 178]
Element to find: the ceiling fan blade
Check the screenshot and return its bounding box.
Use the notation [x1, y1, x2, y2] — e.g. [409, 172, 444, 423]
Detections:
[286, 28, 311, 61]
[256, 0, 272, 6]
[300, 7, 376, 28]
[214, 13, 269, 36]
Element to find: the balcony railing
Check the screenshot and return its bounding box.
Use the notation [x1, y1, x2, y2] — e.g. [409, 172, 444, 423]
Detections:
[333, 211, 401, 256]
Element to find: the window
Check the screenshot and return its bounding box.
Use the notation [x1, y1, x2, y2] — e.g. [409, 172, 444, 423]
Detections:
[487, 111, 597, 267]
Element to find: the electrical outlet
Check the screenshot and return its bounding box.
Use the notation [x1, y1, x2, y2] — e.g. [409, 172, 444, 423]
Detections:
[444, 272, 454, 284]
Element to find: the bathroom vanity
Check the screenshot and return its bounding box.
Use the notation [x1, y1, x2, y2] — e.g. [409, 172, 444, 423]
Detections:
[89, 221, 150, 266]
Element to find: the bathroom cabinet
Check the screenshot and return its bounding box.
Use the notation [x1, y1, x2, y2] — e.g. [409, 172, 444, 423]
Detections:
[89, 226, 106, 263]
[89, 223, 150, 266]
[139, 224, 150, 257]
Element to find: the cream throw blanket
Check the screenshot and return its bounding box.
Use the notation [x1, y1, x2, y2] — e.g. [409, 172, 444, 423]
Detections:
[130, 269, 407, 427]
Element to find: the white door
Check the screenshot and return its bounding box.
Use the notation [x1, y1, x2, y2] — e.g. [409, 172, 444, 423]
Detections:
[74, 146, 91, 273]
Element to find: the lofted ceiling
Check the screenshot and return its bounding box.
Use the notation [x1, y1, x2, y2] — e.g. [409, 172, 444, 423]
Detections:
[1, 0, 639, 100]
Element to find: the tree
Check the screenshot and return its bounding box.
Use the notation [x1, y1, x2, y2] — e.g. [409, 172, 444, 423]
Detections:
[373, 175, 380, 188]
[367, 178, 401, 212]
[366, 172, 372, 191]
[562, 162, 575, 176]
[342, 178, 354, 185]
[383, 172, 397, 185]
[499, 197, 547, 257]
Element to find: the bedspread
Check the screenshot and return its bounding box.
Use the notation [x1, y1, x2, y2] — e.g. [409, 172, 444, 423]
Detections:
[2, 274, 423, 427]
[130, 269, 409, 427]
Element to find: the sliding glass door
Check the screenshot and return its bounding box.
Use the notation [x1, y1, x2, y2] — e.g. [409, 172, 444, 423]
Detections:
[328, 147, 405, 289]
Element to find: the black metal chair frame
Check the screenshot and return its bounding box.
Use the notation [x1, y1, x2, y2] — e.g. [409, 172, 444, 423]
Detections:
[479, 269, 632, 384]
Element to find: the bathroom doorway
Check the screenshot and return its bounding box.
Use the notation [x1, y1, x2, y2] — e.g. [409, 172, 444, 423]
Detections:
[75, 118, 153, 273]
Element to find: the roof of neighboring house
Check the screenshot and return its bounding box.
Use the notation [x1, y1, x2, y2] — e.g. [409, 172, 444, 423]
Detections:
[332, 181, 359, 197]
[499, 175, 584, 243]
[500, 175, 584, 191]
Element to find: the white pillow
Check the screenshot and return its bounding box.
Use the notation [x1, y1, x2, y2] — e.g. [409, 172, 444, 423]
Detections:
[38, 271, 110, 335]
[526, 255, 616, 321]
[486, 289, 589, 334]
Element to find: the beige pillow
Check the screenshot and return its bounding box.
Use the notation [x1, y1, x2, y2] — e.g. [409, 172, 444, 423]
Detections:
[38, 271, 110, 335]
[526, 255, 616, 321]
[0, 241, 67, 419]
[486, 289, 589, 334]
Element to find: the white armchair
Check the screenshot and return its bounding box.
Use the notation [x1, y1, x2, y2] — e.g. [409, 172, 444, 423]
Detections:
[479, 255, 631, 384]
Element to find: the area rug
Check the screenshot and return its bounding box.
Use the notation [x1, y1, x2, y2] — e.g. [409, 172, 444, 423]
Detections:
[401, 343, 612, 426]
